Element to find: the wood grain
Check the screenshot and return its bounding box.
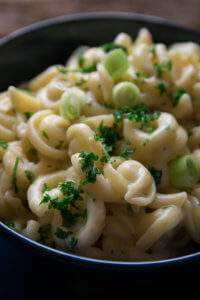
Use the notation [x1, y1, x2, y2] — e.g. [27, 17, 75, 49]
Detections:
[0, 0, 200, 38]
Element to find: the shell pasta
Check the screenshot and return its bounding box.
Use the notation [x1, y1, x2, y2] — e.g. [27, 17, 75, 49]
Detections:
[1, 28, 200, 261]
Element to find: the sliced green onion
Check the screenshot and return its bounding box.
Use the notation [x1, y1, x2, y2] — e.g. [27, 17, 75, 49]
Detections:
[103, 48, 130, 80]
[60, 88, 86, 121]
[112, 82, 141, 108]
[169, 155, 199, 188]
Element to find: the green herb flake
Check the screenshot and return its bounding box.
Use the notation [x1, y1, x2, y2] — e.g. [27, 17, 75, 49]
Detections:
[56, 66, 80, 74]
[100, 151, 110, 163]
[24, 112, 33, 121]
[41, 130, 49, 140]
[103, 102, 115, 109]
[94, 121, 121, 155]
[24, 170, 35, 184]
[37, 225, 51, 244]
[55, 227, 72, 239]
[113, 104, 161, 130]
[126, 140, 131, 145]
[146, 127, 154, 133]
[42, 183, 52, 193]
[149, 167, 162, 186]
[155, 81, 166, 94]
[188, 131, 193, 137]
[150, 44, 156, 59]
[75, 78, 88, 86]
[55, 140, 64, 150]
[28, 148, 37, 156]
[102, 42, 127, 53]
[5, 221, 15, 228]
[135, 72, 149, 79]
[78, 56, 97, 73]
[153, 60, 173, 78]
[0, 141, 8, 150]
[66, 237, 78, 251]
[170, 88, 188, 107]
[119, 148, 135, 159]
[12, 157, 20, 193]
[79, 151, 101, 185]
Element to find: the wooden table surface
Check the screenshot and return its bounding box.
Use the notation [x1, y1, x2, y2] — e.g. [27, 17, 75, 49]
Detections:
[0, 0, 200, 38]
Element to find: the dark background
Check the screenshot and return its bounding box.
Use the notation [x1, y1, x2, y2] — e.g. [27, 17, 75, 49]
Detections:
[0, 0, 200, 38]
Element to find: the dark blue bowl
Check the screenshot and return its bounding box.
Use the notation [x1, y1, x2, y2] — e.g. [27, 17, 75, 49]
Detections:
[1, 12, 200, 297]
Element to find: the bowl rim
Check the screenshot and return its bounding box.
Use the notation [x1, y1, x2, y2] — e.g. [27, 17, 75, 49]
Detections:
[1, 11, 200, 268]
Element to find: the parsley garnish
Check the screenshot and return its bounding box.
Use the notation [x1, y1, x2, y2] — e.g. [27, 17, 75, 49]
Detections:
[66, 237, 78, 251]
[55, 140, 64, 149]
[170, 88, 188, 107]
[56, 66, 80, 74]
[42, 183, 52, 193]
[155, 81, 166, 94]
[41, 130, 49, 140]
[24, 170, 35, 184]
[100, 151, 110, 163]
[78, 56, 97, 73]
[135, 72, 149, 79]
[149, 167, 162, 185]
[55, 227, 72, 239]
[146, 127, 154, 133]
[0, 141, 8, 149]
[94, 121, 121, 154]
[37, 225, 51, 244]
[40, 181, 83, 227]
[103, 102, 115, 109]
[79, 151, 101, 185]
[153, 60, 173, 78]
[24, 112, 33, 121]
[75, 78, 88, 86]
[113, 104, 160, 129]
[5, 221, 15, 228]
[101, 42, 127, 53]
[119, 148, 135, 159]
[149, 44, 156, 59]
[12, 157, 20, 193]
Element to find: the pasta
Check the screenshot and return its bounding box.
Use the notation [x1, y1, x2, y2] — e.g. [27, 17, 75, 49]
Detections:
[1, 28, 200, 262]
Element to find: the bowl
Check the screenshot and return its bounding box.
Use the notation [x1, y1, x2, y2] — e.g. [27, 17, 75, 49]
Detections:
[1, 12, 200, 296]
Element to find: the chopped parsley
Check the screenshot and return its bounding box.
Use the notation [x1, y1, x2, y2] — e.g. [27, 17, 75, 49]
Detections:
[37, 225, 51, 245]
[94, 121, 121, 154]
[78, 56, 97, 73]
[55, 227, 72, 239]
[41, 130, 49, 140]
[113, 104, 161, 129]
[146, 127, 154, 133]
[40, 181, 84, 228]
[55, 140, 64, 149]
[75, 78, 88, 86]
[153, 60, 173, 78]
[100, 151, 110, 163]
[135, 72, 149, 79]
[24, 111, 33, 121]
[170, 88, 188, 107]
[155, 81, 166, 94]
[150, 44, 156, 59]
[101, 42, 127, 53]
[126, 140, 131, 145]
[66, 236, 78, 251]
[79, 151, 101, 185]
[149, 167, 162, 186]
[24, 170, 35, 184]
[42, 183, 52, 193]
[12, 157, 20, 193]
[0, 141, 8, 149]
[103, 102, 115, 109]
[119, 148, 135, 159]
[56, 66, 80, 74]
[5, 221, 15, 228]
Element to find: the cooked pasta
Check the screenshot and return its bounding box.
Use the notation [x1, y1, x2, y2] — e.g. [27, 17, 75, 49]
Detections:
[1, 28, 200, 261]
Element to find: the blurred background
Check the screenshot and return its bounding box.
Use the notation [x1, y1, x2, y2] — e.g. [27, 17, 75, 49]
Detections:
[0, 0, 200, 38]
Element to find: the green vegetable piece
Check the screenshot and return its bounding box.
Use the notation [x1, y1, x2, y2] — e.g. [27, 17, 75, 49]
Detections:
[103, 48, 130, 80]
[60, 88, 86, 121]
[169, 155, 199, 188]
[0, 141, 8, 149]
[112, 81, 141, 108]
